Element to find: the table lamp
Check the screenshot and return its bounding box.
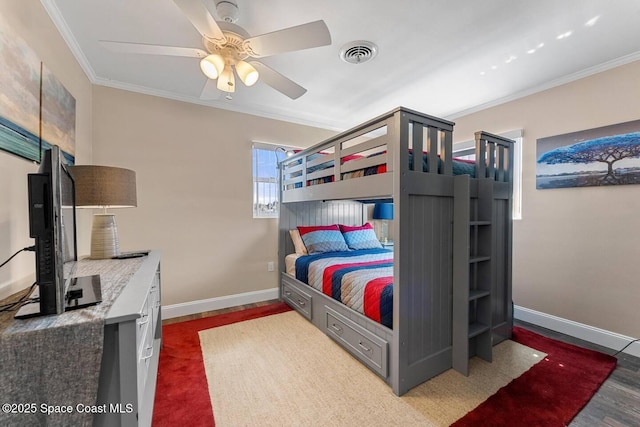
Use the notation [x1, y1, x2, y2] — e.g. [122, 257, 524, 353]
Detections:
[69, 165, 137, 259]
[372, 203, 393, 244]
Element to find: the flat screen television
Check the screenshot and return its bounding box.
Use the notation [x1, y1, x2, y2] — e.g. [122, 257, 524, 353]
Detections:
[15, 145, 102, 319]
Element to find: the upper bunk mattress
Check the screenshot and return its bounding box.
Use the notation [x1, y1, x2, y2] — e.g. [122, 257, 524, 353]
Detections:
[294, 248, 393, 328]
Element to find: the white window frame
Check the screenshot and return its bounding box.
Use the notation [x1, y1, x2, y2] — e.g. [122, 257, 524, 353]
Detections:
[453, 129, 523, 220]
[252, 141, 297, 219]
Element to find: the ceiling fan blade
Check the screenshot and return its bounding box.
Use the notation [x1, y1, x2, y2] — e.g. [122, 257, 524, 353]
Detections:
[100, 40, 208, 58]
[249, 61, 307, 99]
[200, 78, 221, 100]
[173, 0, 226, 44]
[244, 20, 331, 58]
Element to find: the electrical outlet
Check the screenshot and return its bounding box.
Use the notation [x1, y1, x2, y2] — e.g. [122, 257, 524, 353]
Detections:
[267, 261, 274, 272]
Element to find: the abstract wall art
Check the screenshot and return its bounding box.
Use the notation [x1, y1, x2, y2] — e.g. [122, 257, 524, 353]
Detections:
[0, 15, 76, 164]
[0, 15, 42, 162]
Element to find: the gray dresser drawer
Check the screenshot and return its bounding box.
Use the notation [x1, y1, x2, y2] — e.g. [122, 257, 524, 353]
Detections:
[136, 291, 153, 401]
[325, 307, 388, 378]
[282, 280, 312, 320]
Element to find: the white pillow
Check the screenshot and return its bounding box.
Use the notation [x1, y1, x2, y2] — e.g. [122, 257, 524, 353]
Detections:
[289, 229, 308, 255]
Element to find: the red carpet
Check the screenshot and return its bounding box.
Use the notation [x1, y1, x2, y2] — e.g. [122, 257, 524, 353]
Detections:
[453, 326, 617, 426]
[151, 302, 292, 427]
[152, 305, 617, 427]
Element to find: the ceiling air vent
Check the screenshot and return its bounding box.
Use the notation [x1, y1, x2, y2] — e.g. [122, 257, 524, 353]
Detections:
[339, 41, 378, 64]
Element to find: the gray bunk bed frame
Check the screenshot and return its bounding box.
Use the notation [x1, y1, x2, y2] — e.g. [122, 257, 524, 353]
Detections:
[278, 107, 514, 396]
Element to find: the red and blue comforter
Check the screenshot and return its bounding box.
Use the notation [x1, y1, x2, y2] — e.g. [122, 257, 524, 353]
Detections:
[295, 249, 393, 328]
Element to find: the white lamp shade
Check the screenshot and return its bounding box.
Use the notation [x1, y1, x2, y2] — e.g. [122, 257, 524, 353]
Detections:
[199, 54, 225, 79]
[217, 64, 235, 92]
[235, 60, 259, 86]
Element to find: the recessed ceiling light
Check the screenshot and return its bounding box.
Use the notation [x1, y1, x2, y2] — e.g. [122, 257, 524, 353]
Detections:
[537, 43, 545, 49]
[527, 48, 536, 54]
[585, 16, 600, 27]
[480, 71, 486, 76]
[491, 65, 498, 70]
[505, 55, 517, 63]
[557, 31, 573, 40]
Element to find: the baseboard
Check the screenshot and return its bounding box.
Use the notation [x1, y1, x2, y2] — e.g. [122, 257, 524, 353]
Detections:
[514, 305, 640, 358]
[161, 287, 280, 320]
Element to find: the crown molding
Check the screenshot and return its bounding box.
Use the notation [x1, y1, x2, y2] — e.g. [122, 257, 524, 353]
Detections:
[447, 51, 640, 120]
[38, 0, 640, 133]
[40, 0, 98, 82]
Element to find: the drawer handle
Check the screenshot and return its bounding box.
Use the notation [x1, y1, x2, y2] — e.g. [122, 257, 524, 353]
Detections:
[284, 290, 292, 297]
[141, 345, 154, 360]
[330, 323, 343, 334]
[358, 341, 372, 353]
[297, 299, 306, 307]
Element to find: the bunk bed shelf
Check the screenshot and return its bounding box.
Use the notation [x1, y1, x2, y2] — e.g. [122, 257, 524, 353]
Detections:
[468, 322, 491, 339]
[469, 289, 491, 301]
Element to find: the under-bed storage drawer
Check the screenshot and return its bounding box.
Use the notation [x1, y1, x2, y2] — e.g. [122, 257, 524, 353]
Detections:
[282, 278, 312, 320]
[325, 307, 388, 378]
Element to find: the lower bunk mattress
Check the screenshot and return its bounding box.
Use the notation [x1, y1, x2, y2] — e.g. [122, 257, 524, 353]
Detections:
[292, 248, 394, 328]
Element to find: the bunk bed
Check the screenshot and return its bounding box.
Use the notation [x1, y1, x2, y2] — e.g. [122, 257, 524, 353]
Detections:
[277, 107, 515, 396]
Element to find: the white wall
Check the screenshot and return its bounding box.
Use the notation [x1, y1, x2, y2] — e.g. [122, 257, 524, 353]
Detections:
[0, 0, 93, 299]
[91, 86, 336, 306]
[453, 60, 640, 338]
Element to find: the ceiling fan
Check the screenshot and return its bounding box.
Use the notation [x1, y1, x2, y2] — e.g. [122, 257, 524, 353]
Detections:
[100, 0, 331, 100]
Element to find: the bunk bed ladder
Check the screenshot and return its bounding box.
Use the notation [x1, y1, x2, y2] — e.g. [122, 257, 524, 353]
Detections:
[453, 176, 494, 376]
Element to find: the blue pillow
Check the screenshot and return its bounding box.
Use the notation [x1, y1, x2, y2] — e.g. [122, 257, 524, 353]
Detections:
[297, 225, 349, 254]
[339, 223, 382, 250]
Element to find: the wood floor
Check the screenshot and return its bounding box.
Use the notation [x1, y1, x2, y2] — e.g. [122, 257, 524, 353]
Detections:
[164, 302, 640, 426]
[161, 299, 281, 325]
[514, 320, 640, 427]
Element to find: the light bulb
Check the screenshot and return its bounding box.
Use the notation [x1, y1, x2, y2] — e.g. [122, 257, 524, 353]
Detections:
[235, 60, 259, 86]
[199, 54, 225, 79]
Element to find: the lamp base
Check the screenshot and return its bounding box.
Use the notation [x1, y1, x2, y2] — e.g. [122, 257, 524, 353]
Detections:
[380, 220, 388, 244]
[90, 214, 120, 259]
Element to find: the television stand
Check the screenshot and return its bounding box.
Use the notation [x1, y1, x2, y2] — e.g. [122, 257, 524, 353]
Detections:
[14, 275, 102, 319]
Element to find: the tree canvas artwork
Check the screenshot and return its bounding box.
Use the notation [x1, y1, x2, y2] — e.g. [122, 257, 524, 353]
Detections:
[536, 120, 640, 189]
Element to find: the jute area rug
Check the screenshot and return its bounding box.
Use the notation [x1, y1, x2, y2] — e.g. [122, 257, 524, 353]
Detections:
[199, 311, 546, 426]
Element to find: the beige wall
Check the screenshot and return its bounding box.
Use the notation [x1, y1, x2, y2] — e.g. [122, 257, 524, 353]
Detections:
[453, 60, 640, 338]
[91, 87, 336, 306]
[0, 0, 93, 299]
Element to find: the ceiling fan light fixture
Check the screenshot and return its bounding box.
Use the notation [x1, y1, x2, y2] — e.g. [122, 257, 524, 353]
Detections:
[217, 64, 235, 92]
[200, 54, 225, 79]
[235, 60, 259, 86]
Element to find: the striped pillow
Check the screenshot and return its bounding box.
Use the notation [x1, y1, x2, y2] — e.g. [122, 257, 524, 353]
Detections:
[297, 225, 349, 254]
[339, 223, 382, 250]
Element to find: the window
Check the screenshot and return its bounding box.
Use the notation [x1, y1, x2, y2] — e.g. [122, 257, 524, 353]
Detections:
[252, 142, 295, 218]
[453, 130, 523, 220]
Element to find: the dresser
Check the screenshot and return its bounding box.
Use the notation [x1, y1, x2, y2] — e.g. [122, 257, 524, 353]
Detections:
[95, 250, 162, 427]
[0, 250, 162, 427]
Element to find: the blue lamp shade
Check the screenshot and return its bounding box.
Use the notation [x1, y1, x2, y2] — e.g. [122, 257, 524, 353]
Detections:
[373, 203, 394, 220]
